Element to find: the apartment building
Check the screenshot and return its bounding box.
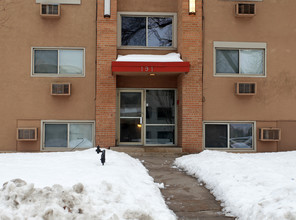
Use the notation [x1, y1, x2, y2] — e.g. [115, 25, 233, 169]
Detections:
[96, 0, 203, 153]
[0, 0, 202, 153]
[2, 0, 294, 154]
[0, 0, 97, 152]
[203, 0, 296, 152]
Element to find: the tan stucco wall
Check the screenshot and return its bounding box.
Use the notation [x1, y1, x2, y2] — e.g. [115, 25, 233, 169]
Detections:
[0, 0, 96, 151]
[277, 121, 296, 151]
[203, 0, 296, 151]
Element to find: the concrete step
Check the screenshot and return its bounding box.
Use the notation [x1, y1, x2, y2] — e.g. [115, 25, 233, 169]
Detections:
[110, 146, 186, 156]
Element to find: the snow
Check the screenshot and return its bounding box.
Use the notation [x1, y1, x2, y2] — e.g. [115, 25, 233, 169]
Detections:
[0, 149, 176, 220]
[116, 53, 183, 62]
[175, 150, 296, 220]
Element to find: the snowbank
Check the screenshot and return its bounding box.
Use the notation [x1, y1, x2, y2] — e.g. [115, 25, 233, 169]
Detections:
[0, 149, 176, 220]
[116, 53, 183, 62]
[175, 150, 296, 220]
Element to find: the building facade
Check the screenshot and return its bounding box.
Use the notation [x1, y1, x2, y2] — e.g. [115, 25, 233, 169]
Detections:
[0, 0, 97, 152]
[1, 0, 296, 153]
[203, 0, 296, 152]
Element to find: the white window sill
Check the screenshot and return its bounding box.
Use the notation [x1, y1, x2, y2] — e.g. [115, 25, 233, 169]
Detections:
[31, 74, 85, 78]
[214, 73, 266, 78]
[117, 46, 177, 51]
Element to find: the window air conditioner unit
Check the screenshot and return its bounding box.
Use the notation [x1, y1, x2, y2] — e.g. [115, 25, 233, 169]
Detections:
[17, 128, 38, 141]
[259, 128, 281, 141]
[40, 4, 61, 17]
[235, 82, 256, 95]
[51, 83, 71, 96]
[235, 3, 256, 17]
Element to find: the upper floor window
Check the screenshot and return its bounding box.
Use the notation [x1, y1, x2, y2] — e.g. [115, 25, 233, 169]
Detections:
[214, 42, 266, 77]
[118, 12, 177, 49]
[32, 48, 84, 77]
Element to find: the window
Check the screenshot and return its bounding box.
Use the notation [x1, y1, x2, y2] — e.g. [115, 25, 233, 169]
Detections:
[32, 48, 84, 76]
[118, 12, 177, 48]
[42, 121, 94, 149]
[204, 122, 254, 149]
[214, 42, 266, 76]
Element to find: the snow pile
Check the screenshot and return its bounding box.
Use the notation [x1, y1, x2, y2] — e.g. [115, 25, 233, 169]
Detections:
[0, 149, 176, 220]
[116, 53, 183, 62]
[0, 179, 88, 219]
[175, 150, 296, 220]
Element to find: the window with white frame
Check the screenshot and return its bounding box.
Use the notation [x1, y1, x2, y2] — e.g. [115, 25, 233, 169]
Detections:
[118, 12, 177, 48]
[214, 42, 266, 76]
[204, 122, 254, 149]
[33, 48, 84, 76]
[43, 122, 94, 149]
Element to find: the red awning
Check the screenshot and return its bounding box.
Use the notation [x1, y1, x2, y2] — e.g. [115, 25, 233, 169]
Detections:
[112, 61, 190, 75]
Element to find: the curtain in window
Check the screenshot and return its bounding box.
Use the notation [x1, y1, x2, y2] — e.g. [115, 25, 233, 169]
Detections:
[69, 124, 93, 148]
[59, 50, 83, 74]
[230, 123, 253, 149]
[240, 50, 264, 74]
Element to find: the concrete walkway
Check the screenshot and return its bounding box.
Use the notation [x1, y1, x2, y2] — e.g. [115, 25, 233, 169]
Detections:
[133, 154, 235, 220]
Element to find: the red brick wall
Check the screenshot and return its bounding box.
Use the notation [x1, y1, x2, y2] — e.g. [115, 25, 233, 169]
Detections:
[117, 75, 178, 88]
[96, 0, 117, 148]
[177, 0, 203, 153]
[96, 0, 203, 152]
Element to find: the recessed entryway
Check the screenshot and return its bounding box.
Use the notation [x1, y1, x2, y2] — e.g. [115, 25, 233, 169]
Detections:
[117, 89, 177, 146]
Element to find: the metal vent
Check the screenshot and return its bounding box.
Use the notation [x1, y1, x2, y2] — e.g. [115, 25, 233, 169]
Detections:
[236, 82, 256, 95]
[235, 3, 256, 17]
[259, 128, 281, 141]
[17, 128, 37, 141]
[51, 83, 71, 96]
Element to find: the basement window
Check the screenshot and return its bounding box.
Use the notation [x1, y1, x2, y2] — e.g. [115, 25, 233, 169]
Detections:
[204, 122, 254, 150]
[42, 121, 94, 150]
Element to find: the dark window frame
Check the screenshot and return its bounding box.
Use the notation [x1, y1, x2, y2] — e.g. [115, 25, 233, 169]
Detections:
[204, 122, 255, 150]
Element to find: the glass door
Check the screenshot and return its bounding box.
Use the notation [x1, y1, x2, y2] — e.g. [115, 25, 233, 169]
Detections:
[145, 90, 176, 145]
[118, 91, 143, 145]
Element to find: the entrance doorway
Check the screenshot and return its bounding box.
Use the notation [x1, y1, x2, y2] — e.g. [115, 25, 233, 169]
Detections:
[118, 89, 176, 146]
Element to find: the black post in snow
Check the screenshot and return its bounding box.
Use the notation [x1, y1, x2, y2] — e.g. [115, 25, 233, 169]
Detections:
[96, 145, 106, 166]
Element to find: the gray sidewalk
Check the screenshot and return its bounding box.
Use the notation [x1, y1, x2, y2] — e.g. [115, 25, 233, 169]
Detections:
[133, 154, 235, 220]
